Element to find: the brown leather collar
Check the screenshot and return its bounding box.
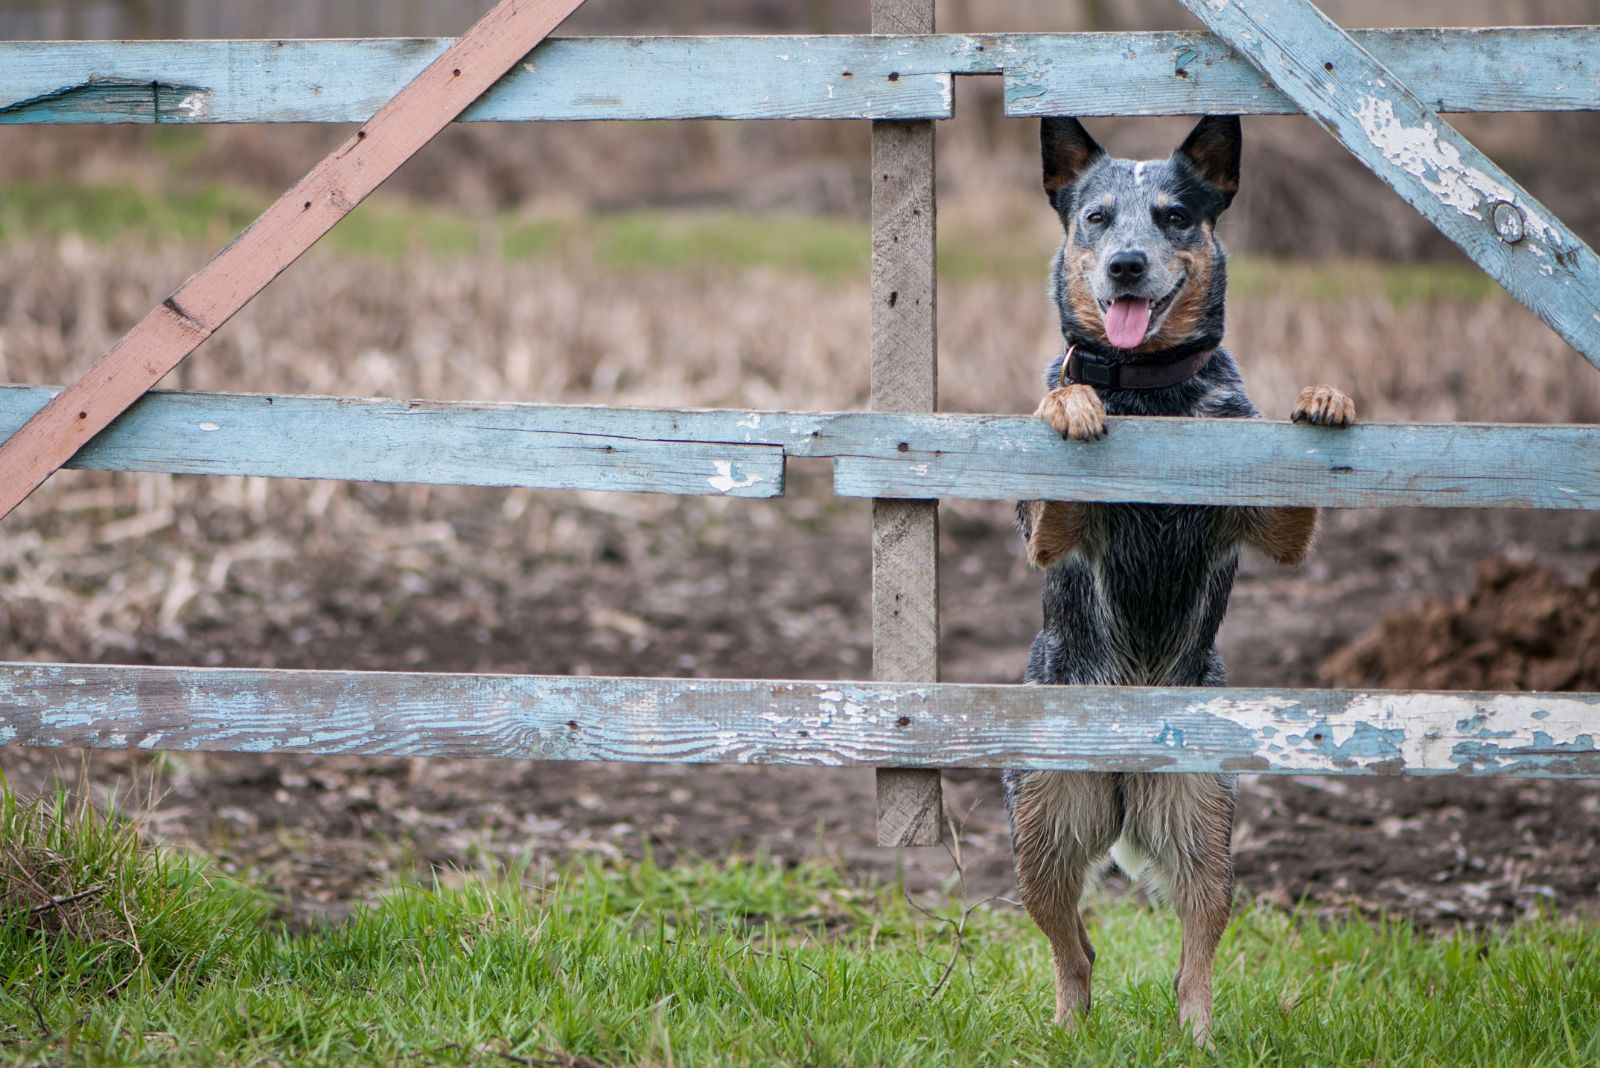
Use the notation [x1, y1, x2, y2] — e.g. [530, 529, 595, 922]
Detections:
[1060, 344, 1214, 391]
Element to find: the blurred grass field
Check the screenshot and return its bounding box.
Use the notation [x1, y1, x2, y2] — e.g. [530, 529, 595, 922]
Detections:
[0, 177, 1503, 300]
[5, 782, 1600, 1068]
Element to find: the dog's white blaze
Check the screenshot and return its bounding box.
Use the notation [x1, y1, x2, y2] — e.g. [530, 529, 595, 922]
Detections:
[1352, 95, 1558, 245]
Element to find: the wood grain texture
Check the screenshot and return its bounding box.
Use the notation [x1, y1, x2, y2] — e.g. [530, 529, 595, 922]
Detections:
[870, 0, 942, 848]
[0, 387, 784, 497]
[1001, 26, 1600, 116]
[0, 0, 586, 524]
[7, 661, 1600, 778]
[3, 30, 1597, 125]
[1177, 0, 1600, 366]
[0, 36, 953, 124]
[828, 413, 1600, 510]
[7, 386, 1598, 511]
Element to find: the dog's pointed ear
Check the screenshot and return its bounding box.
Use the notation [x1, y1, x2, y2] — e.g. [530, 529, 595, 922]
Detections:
[1041, 117, 1105, 206]
[1175, 115, 1241, 209]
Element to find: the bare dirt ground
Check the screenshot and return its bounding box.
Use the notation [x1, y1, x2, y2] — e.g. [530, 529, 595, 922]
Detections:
[7, 492, 1600, 930]
[4, 236, 1600, 929]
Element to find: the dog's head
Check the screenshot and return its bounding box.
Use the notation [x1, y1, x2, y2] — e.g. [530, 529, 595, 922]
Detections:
[1042, 115, 1240, 357]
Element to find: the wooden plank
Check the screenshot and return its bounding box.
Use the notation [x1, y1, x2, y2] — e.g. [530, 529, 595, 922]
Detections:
[7, 661, 1600, 778]
[4, 29, 1599, 125]
[869, 0, 942, 848]
[0, 387, 784, 498]
[1001, 26, 1600, 117]
[1177, 0, 1600, 367]
[0, 0, 589, 525]
[7, 386, 1599, 511]
[828, 412, 1600, 510]
[0, 36, 953, 124]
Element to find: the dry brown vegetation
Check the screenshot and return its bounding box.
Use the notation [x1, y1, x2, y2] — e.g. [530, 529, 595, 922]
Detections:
[3, 222, 1599, 666]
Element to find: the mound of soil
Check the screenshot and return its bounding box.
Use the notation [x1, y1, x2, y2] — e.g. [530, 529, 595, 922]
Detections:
[1322, 558, 1600, 693]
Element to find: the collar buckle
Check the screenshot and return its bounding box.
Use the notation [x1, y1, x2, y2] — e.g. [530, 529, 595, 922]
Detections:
[1060, 342, 1214, 391]
[1067, 349, 1118, 389]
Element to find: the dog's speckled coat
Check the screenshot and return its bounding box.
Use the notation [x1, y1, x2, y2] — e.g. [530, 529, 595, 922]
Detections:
[1003, 115, 1354, 1041]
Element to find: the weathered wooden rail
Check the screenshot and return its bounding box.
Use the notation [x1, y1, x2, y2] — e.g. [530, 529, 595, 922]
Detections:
[3, 385, 1599, 510]
[3, 2, 1600, 849]
[3, 29, 1599, 124]
[8, 663, 1600, 779]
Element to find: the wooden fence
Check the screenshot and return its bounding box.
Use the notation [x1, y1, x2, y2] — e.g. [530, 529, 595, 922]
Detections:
[2, 1, 1598, 847]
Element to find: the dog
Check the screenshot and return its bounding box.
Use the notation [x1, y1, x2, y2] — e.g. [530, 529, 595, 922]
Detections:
[1003, 114, 1355, 1041]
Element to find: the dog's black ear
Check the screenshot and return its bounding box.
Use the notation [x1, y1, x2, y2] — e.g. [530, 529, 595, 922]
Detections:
[1175, 115, 1241, 210]
[1041, 118, 1105, 206]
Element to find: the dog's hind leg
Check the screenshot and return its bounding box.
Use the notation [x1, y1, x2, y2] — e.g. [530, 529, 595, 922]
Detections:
[1006, 771, 1121, 1027]
[1121, 772, 1236, 1043]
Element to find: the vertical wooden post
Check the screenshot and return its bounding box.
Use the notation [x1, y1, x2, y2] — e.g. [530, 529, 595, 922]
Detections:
[870, 0, 943, 846]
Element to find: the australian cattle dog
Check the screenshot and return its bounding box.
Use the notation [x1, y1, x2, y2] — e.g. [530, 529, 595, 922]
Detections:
[1004, 114, 1356, 1041]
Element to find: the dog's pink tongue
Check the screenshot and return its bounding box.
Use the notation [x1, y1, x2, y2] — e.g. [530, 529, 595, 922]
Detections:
[1104, 297, 1152, 350]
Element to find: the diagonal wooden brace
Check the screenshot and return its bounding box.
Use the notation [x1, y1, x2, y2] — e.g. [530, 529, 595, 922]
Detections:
[0, 0, 587, 522]
[1178, 0, 1600, 368]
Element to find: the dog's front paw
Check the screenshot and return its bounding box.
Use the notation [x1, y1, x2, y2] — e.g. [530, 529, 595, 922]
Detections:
[1291, 384, 1356, 427]
[1036, 384, 1107, 442]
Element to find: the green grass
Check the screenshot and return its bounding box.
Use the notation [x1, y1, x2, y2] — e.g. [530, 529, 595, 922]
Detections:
[0, 178, 1501, 302]
[0, 181, 859, 279]
[3, 783, 1599, 1066]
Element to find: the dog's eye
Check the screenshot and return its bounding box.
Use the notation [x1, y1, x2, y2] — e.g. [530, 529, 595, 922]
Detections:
[1165, 208, 1192, 228]
[1085, 209, 1106, 226]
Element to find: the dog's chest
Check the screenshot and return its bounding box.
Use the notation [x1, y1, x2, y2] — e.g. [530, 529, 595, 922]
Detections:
[1089, 503, 1233, 617]
[1043, 503, 1238, 685]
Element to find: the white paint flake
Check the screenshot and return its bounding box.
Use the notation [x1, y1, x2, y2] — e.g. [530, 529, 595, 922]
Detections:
[1351, 96, 1557, 244]
[736, 413, 763, 430]
[1206, 691, 1598, 772]
[198, 422, 220, 432]
[176, 91, 212, 118]
[706, 460, 764, 493]
[1347, 692, 1598, 771]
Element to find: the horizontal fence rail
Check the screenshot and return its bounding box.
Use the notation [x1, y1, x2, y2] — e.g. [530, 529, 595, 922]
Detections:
[2, 28, 1598, 124]
[5, 662, 1600, 777]
[4, 385, 1599, 510]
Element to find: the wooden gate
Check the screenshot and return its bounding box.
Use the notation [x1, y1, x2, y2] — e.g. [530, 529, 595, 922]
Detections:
[2, 1, 1599, 849]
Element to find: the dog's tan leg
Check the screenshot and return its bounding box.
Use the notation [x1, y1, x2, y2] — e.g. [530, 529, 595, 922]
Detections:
[1037, 384, 1107, 442]
[1020, 384, 1105, 568]
[1171, 878, 1231, 1043]
[1121, 773, 1235, 1043]
[1021, 500, 1093, 570]
[1238, 506, 1319, 568]
[1240, 385, 1354, 568]
[1010, 771, 1121, 1027]
[1026, 874, 1094, 1027]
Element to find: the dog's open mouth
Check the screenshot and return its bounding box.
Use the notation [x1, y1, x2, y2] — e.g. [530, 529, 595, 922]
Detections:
[1100, 277, 1183, 350]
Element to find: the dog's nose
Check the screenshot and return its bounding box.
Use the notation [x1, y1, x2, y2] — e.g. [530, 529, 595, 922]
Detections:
[1106, 251, 1147, 282]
